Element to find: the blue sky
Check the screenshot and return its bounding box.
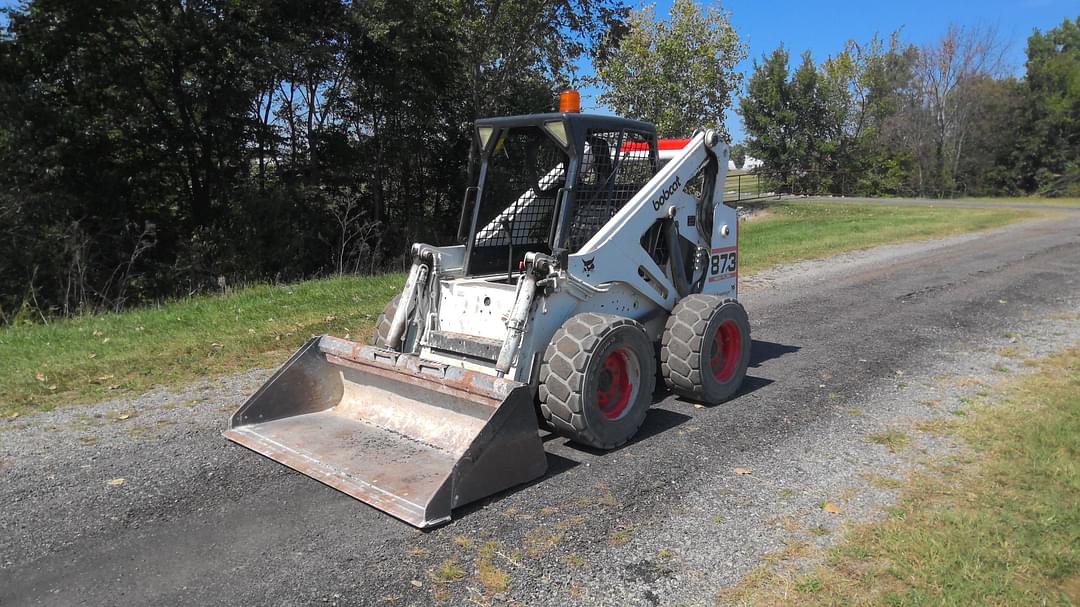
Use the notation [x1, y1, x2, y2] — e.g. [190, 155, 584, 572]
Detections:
[3, 0, 1076, 141]
[580, 0, 1079, 141]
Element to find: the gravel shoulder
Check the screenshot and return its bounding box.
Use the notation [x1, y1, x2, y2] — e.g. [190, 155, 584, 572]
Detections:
[2, 215, 1079, 606]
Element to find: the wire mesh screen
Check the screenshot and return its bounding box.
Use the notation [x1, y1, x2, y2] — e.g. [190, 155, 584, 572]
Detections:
[469, 127, 567, 275]
[567, 130, 655, 252]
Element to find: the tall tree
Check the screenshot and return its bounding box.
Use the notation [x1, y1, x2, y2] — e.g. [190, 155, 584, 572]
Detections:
[1014, 17, 1080, 195]
[739, 47, 797, 183]
[908, 24, 1008, 195]
[595, 0, 745, 138]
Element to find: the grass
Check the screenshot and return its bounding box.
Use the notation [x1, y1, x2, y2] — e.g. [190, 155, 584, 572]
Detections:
[0, 274, 403, 416]
[717, 345, 1080, 606]
[960, 195, 1080, 207]
[0, 201, 1041, 416]
[867, 429, 911, 453]
[432, 557, 466, 583]
[738, 202, 1040, 274]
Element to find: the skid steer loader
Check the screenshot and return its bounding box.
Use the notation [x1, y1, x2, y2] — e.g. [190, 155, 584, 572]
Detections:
[225, 92, 752, 528]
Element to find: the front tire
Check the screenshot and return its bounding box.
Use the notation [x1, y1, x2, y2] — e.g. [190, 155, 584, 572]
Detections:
[661, 295, 751, 404]
[539, 313, 656, 450]
[371, 294, 402, 347]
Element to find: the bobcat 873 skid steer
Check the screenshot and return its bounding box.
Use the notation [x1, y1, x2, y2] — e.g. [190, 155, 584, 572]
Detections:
[224, 91, 752, 528]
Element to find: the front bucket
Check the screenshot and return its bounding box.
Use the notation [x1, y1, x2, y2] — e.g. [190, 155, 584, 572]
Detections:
[224, 335, 547, 528]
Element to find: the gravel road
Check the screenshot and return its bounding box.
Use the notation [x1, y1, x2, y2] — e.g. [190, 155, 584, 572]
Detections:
[3, 213, 1079, 607]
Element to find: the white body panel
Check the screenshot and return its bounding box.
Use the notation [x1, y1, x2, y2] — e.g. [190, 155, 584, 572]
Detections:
[410, 130, 739, 386]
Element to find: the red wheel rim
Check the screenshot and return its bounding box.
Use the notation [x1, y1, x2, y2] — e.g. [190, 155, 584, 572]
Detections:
[596, 348, 635, 420]
[710, 319, 742, 383]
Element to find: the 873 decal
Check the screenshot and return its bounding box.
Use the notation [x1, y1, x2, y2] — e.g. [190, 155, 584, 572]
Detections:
[708, 246, 737, 282]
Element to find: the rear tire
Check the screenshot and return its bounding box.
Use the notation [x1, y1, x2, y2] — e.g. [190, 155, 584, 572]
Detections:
[539, 313, 656, 450]
[661, 295, 750, 404]
[371, 294, 402, 347]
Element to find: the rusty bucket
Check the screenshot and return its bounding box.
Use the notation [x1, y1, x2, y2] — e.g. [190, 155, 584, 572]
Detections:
[224, 335, 547, 528]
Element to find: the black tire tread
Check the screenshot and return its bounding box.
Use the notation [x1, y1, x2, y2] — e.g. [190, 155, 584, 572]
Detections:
[661, 294, 749, 403]
[371, 294, 402, 347]
[539, 312, 653, 450]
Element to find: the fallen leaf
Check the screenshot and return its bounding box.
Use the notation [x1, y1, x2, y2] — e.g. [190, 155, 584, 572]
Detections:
[107, 478, 125, 486]
[48, 385, 57, 391]
[35, 372, 46, 382]
[102, 337, 110, 344]
[410, 580, 422, 588]
[88, 353, 97, 359]
[93, 329, 103, 337]
[118, 414, 130, 420]
[823, 501, 841, 514]
[734, 467, 752, 475]
[9, 412, 19, 419]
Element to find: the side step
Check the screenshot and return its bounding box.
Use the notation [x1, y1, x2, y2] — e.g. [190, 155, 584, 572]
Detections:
[224, 335, 547, 528]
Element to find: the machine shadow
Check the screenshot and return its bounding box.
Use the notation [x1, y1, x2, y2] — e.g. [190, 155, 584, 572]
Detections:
[449, 340, 799, 525]
[749, 339, 800, 368]
[542, 407, 692, 457]
[453, 410, 692, 522]
[450, 450, 582, 522]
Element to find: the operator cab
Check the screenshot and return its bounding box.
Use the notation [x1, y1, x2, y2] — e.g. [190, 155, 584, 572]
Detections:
[459, 110, 659, 277]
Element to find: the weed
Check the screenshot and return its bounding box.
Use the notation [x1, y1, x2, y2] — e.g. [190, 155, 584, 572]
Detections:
[795, 575, 823, 593]
[432, 558, 465, 583]
[867, 430, 910, 453]
[523, 528, 560, 557]
[610, 526, 633, 546]
[863, 473, 904, 489]
[564, 554, 586, 568]
[914, 419, 956, 436]
[476, 558, 509, 594]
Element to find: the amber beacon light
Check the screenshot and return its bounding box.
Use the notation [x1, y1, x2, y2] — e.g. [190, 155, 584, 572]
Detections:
[559, 89, 581, 113]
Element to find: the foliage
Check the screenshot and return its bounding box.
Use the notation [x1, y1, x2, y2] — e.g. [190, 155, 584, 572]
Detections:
[740, 34, 920, 196]
[0, 0, 627, 321]
[594, 0, 745, 138]
[1014, 17, 1080, 195]
[741, 20, 1079, 200]
[0, 3, 1077, 323]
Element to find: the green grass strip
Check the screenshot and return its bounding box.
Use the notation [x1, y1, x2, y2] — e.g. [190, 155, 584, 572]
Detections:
[0, 202, 1040, 415]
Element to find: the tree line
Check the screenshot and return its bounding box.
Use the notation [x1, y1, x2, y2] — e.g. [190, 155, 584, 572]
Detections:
[0, 1, 1076, 322]
[739, 20, 1080, 199]
[0, 0, 625, 321]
